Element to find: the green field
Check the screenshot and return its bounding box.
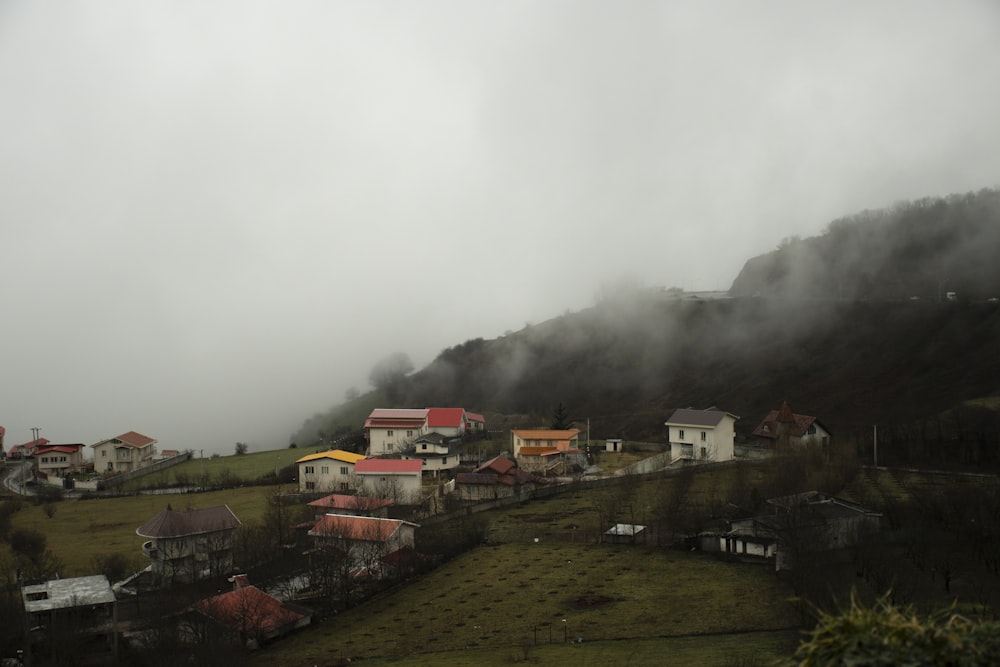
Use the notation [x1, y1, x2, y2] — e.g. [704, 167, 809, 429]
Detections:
[118, 447, 310, 491]
[6, 485, 286, 576]
[251, 542, 801, 667]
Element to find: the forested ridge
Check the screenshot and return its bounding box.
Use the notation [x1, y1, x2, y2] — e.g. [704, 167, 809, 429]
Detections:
[298, 190, 1000, 464]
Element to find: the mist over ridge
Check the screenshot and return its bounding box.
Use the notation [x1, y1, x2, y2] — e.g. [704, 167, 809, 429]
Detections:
[296, 189, 1000, 446]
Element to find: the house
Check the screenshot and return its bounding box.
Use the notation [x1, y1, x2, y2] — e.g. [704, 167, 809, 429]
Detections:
[7, 437, 49, 460]
[665, 408, 738, 462]
[307, 493, 392, 520]
[308, 513, 418, 576]
[606, 438, 623, 453]
[92, 431, 157, 473]
[752, 401, 832, 451]
[466, 412, 487, 436]
[720, 492, 881, 569]
[401, 432, 461, 474]
[22, 575, 117, 659]
[364, 409, 429, 456]
[188, 578, 311, 648]
[511, 429, 581, 458]
[365, 407, 488, 456]
[296, 449, 367, 493]
[353, 458, 423, 504]
[136, 504, 242, 584]
[454, 455, 541, 501]
[34, 443, 86, 479]
[511, 429, 586, 475]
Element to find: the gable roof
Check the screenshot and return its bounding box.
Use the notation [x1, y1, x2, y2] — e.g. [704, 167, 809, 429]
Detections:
[426, 407, 466, 428]
[665, 409, 739, 428]
[354, 458, 423, 474]
[476, 455, 515, 475]
[466, 412, 485, 424]
[192, 585, 308, 637]
[34, 444, 84, 455]
[752, 402, 826, 440]
[307, 494, 392, 511]
[15, 438, 49, 450]
[308, 514, 413, 542]
[296, 449, 366, 464]
[93, 431, 156, 448]
[136, 504, 241, 538]
[364, 409, 428, 429]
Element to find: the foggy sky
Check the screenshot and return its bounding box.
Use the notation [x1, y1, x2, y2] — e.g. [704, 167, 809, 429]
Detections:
[2, 1, 999, 453]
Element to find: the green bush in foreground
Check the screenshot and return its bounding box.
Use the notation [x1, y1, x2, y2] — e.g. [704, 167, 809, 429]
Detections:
[795, 594, 1000, 666]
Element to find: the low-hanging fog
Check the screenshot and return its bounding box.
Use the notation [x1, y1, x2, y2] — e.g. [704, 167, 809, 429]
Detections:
[2, 1, 999, 454]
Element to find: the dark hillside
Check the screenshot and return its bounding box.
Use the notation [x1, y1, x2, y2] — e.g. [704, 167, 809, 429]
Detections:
[729, 188, 1000, 301]
[398, 297, 1000, 446]
[295, 191, 1000, 465]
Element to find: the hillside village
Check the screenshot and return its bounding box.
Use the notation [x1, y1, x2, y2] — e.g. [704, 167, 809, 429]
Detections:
[0, 397, 895, 665]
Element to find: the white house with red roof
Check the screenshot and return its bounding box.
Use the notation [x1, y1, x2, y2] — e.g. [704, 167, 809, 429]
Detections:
[7, 437, 49, 460]
[365, 408, 488, 456]
[308, 514, 418, 577]
[34, 443, 85, 479]
[364, 409, 429, 456]
[353, 458, 423, 504]
[92, 431, 157, 473]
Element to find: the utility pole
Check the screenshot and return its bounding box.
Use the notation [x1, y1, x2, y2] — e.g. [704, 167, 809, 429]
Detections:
[873, 424, 878, 468]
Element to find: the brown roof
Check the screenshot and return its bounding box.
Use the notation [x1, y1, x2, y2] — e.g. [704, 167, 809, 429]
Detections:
[752, 402, 821, 440]
[136, 504, 241, 538]
[512, 428, 581, 440]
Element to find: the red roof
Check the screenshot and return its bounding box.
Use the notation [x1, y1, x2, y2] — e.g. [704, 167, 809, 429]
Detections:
[476, 455, 515, 475]
[94, 431, 156, 448]
[309, 514, 406, 542]
[466, 412, 485, 424]
[34, 444, 83, 455]
[16, 438, 49, 449]
[354, 458, 423, 474]
[426, 408, 465, 428]
[307, 494, 392, 511]
[192, 586, 307, 637]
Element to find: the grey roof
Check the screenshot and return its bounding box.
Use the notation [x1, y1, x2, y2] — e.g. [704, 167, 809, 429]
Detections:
[22, 575, 115, 613]
[665, 408, 738, 427]
[136, 504, 241, 538]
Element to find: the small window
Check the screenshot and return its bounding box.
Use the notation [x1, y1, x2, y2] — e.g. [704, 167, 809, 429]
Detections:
[441, 457, 447, 464]
[305, 481, 315, 490]
[678, 429, 685, 439]
[339, 482, 349, 491]
[701, 432, 706, 441]
[421, 444, 427, 450]
[304, 466, 315, 474]
[102, 450, 107, 457]
[700, 447, 707, 459]
[340, 466, 348, 475]
[407, 430, 413, 437]
[387, 430, 394, 437]
[321, 466, 329, 474]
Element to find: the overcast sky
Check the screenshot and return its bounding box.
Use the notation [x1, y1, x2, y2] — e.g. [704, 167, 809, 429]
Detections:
[2, 1, 998, 454]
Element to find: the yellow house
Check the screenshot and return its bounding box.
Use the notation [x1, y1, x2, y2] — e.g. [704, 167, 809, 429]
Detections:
[296, 449, 367, 493]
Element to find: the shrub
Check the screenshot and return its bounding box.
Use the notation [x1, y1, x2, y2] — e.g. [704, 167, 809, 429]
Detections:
[795, 593, 1000, 666]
